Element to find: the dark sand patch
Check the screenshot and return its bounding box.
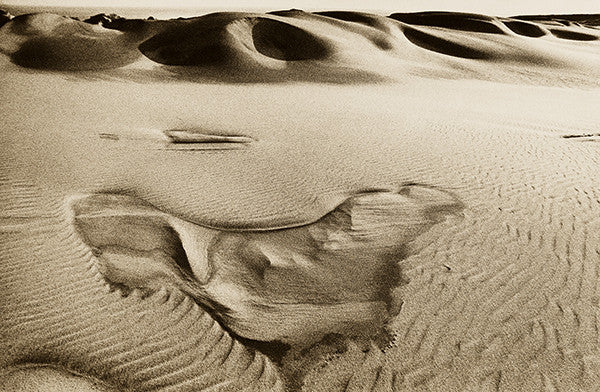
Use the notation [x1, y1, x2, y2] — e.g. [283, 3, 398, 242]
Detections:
[502, 20, 547, 37]
[550, 28, 598, 41]
[402, 26, 491, 59]
[251, 18, 331, 61]
[390, 11, 505, 34]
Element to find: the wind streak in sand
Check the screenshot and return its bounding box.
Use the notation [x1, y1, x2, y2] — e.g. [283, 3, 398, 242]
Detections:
[97, 128, 253, 151]
[164, 129, 254, 144]
[69, 184, 464, 348]
[561, 132, 600, 139]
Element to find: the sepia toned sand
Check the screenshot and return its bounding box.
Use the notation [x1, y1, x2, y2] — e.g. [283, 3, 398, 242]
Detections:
[1, 9, 600, 391]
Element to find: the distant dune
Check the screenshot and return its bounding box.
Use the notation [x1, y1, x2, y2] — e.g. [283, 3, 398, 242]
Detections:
[0, 10, 599, 83]
[0, 13, 144, 70]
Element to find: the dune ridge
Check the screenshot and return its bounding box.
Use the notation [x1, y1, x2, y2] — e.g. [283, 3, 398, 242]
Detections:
[0, 13, 144, 71]
[0, 10, 599, 84]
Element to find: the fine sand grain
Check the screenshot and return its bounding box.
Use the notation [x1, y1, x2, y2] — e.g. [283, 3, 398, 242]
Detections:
[2, 9, 600, 392]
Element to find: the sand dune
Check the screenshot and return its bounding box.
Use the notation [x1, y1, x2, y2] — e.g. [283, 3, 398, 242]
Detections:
[0, 10, 598, 83]
[2, 7, 600, 392]
[137, 10, 600, 84]
[0, 13, 147, 71]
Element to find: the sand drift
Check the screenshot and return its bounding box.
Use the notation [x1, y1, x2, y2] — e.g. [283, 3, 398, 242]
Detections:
[0, 10, 599, 83]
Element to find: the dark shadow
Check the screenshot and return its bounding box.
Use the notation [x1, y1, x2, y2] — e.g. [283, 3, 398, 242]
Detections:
[561, 133, 600, 139]
[251, 18, 331, 61]
[390, 11, 505, 34]
[11, 37, 142, 71]
[402, 26, 492, 59]
[503, 20, 546, 37]
[550, 28, 598, 41]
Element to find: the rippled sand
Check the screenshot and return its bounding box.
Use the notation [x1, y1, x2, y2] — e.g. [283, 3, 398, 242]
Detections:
[1, 9, 600, 392]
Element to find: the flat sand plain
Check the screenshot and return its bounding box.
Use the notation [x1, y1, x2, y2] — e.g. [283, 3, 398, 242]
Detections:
[1, 10, 600, 391]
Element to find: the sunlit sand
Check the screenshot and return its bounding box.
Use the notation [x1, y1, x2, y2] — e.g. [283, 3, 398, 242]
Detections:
[1, 8, 600, 391]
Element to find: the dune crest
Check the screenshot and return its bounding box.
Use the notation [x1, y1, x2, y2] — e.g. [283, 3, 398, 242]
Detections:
[0, 13, 144, 71]
[1, 10, 599, 84]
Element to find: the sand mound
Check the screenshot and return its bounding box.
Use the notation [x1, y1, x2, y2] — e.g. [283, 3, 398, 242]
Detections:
[139, 14, 332, 66]
[135, 10, 600, 84]
[0, 13, 142, 70]
[1, 10, 599, 83]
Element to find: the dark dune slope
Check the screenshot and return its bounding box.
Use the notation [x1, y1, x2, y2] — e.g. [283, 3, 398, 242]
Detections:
[512, 14, 600, 27]
[0, 13, 143, 70]
[501, 20, 546, 37]
[389, 11, 505, 34]
[136, 10, 600, 83]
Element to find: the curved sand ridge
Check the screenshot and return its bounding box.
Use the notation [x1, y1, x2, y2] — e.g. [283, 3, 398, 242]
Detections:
[0, 10, 599, 83]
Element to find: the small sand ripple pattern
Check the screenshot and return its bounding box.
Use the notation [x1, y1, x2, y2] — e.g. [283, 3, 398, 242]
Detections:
[0, 179, 283, 390]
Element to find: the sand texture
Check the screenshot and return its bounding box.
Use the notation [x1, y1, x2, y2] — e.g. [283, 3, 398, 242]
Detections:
[2, 8, 600, 392]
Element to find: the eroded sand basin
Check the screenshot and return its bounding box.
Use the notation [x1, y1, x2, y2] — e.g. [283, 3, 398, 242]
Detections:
[1, 9, 600, 392]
